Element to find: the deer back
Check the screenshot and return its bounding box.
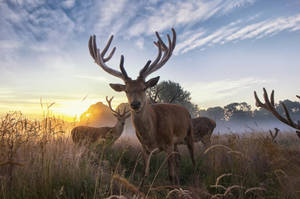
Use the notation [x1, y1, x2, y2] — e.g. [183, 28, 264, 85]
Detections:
[192, 117, 216, 142]
[71, 126, 113, 144]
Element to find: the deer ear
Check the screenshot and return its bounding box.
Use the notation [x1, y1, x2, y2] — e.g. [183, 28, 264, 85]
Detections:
[109, 83, 126, 92]
[145, 76, 160, 88]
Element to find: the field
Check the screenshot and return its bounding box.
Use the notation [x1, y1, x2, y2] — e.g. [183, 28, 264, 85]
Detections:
[1, 112, 300, 199]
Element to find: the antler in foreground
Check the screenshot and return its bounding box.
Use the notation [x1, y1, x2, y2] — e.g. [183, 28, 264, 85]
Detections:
[269, 128, 279, 143]
[254, 88, 300, 135]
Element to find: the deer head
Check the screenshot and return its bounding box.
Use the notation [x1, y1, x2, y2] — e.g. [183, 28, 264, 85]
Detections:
[89, 29, 176, 113]
[106, 96, 130, 125]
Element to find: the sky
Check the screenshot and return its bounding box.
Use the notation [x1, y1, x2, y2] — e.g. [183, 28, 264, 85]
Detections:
[0, 0, 300, 120]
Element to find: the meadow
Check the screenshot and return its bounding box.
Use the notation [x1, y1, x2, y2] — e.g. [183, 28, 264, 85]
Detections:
[0, 111, 300, 199]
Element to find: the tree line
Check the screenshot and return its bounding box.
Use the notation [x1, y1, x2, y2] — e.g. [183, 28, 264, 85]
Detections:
[147, 80, 300, 125]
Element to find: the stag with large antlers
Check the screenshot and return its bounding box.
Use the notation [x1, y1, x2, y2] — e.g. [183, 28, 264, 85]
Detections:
[88, 28, 195, 184]
[71, 97, 130, 145]
[254, 88, 300, 138]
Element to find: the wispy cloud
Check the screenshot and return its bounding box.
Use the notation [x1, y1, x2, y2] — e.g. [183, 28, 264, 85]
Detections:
[176, 14, 300, 54]
[184, 77, 268, 107]
[127, 0, 256, 37]
[74, 75, 109, 82]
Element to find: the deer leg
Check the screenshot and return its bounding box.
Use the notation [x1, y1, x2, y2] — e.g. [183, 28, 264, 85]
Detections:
[185, 126, 196, 168]
[139, 148, 159, 188]
[174, 144, 181, 166]
[138, 151, 149, 188]
[167, 147, 179, 185]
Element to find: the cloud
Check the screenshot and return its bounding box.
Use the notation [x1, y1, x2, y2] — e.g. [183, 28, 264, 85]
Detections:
[62, 0, 76, 9]
[176, 14, 300, 54]
[0, 40, 21, 49]
[127, 0, 256, 37]
[74, 75, 109, 82]
[184, 77, 268, 106]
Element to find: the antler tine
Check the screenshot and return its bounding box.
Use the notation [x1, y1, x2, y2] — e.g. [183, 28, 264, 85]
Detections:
[139, 60, 152, 79]
[254, 91, 267, 109]
[88, 35, 128, 80]
[140, 28, 176, 79]
[101, 35, 114, 57]
[119, 55, 130, 80]
[269, 128, 279, 142]
[106, 96, 119, 116]
[254, 88, 300, 130]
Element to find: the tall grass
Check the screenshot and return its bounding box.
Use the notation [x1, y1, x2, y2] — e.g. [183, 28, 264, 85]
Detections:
[0, 112, 300, 198]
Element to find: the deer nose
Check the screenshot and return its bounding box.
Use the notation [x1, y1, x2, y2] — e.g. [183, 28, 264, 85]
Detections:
[131, 101, 141, 110]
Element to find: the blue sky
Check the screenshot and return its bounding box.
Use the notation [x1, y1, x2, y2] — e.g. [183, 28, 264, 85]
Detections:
[0, 0, 300, 118]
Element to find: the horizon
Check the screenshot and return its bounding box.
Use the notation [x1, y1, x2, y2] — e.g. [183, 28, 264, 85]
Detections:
[1, 0, 300, 119]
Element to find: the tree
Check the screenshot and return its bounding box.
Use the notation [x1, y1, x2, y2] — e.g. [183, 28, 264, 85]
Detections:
[200, 106, 225, 121]
[224, 102, 252, 121]
[146, 80, 199, 117]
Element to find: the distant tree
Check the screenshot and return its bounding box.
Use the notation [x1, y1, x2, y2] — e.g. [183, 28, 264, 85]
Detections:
[206, 106, 225, 121]
[253, 108, 274, 121]
[146, 80, 199, 117]
[224, 102, 252, 121]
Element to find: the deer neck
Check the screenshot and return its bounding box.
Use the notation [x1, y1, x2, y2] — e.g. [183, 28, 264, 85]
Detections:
[113, 121, 124, 137]
[131, 102, 156, 146]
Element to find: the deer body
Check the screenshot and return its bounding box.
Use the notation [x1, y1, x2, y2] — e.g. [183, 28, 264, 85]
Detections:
[192, 117, 216, 147]
[71, 123, 124, 145]
[133, 103, 192, 152]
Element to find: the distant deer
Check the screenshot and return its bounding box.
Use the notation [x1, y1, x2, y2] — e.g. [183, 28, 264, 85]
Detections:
[192, 117, 216, 147]
[88, 28, 195, 184]
[254, 88, 300, 139]
[71, 96, 130, 145]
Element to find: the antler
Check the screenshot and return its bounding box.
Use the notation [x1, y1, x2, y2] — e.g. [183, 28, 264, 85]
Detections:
[269, 128, 279, 142]
[106, 96, 130, 117]
[254, 88, 300, 130]
[139, 28, 176, 79]
[106, 96, 120, 116]
[89, 35, 130, 81]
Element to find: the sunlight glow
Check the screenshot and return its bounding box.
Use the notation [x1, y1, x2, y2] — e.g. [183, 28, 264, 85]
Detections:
[51, 99, 98, 121]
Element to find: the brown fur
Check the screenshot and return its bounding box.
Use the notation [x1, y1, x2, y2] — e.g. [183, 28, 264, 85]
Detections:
[71, 126, 114, 145]
[192, 117, 216, 147]
[131, 101, 195, 185]
[71, 104, 130, 146]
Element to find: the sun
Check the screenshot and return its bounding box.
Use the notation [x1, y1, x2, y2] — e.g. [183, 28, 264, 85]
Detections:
[51, 100, 97, 121]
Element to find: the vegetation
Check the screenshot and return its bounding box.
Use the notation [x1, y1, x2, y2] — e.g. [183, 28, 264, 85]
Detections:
[146, 80, 199, 117]
[1, 111, 300, 199]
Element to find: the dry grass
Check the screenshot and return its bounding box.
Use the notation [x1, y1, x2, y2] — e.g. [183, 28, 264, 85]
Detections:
[1, 112, 300, 199]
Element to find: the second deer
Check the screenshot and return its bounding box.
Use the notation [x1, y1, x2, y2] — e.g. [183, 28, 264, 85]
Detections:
[71, 97, 130, 146]
[192, 117, 216, 147]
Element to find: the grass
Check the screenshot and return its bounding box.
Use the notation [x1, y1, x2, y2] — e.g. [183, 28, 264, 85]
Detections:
[0, 112, 300, 198]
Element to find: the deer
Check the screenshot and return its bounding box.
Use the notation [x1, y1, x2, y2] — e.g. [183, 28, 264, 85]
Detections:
[192, 117, 216, 147]
[88, 28, 195, 185]
[71, 96, 130, 146]
[254, 88, 300, 139]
